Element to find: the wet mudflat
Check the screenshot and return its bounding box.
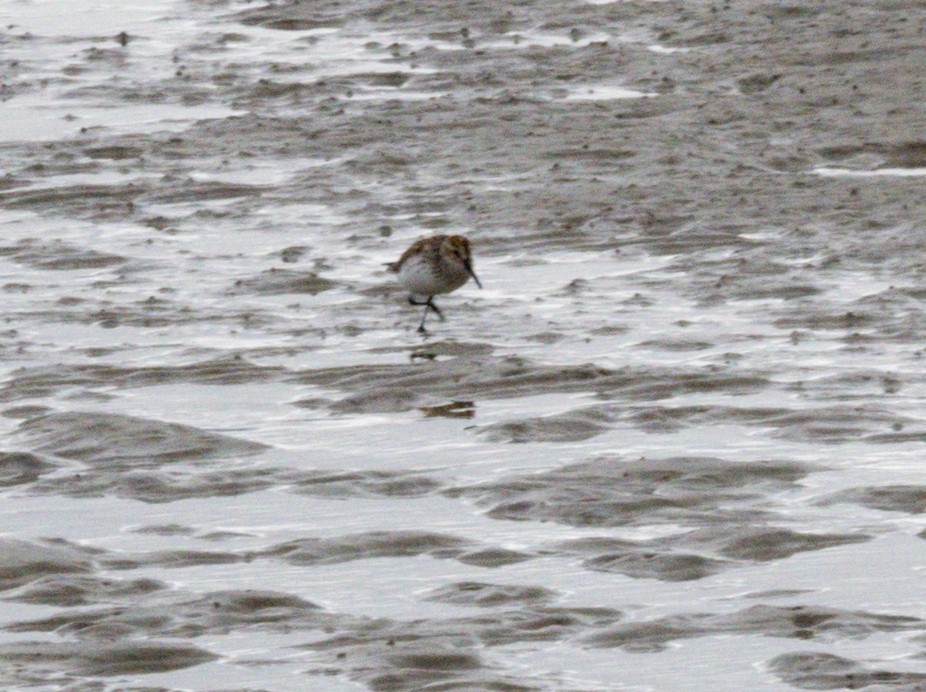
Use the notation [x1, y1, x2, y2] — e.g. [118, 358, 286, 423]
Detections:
[1, 0, 926, 689]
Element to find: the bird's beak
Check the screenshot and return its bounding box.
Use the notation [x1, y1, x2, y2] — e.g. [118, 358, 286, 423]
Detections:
[465, 261, 483, 289]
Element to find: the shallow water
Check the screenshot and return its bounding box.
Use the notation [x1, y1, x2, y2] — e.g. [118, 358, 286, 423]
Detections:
[2, 0, 926, 690]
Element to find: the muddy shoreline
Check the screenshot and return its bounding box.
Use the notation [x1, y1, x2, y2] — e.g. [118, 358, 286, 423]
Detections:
[2, 0, 926, 689]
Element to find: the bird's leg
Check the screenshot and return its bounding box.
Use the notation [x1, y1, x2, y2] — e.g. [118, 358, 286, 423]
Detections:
[426, 298, 445, 321]
[409, 296, 444, 332]
[409, 296, 433, 333]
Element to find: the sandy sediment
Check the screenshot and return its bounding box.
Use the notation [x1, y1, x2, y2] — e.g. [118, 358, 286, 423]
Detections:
[2, 0, 926, 688]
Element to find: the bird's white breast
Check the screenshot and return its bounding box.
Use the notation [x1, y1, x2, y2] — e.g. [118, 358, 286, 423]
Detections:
[396, 253, 469, 297]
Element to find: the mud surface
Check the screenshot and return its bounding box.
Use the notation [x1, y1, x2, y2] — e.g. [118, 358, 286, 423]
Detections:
[2, 0, 926, 689]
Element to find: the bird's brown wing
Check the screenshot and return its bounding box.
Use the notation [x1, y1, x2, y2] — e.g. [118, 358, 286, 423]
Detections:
[388, 235, 446, 272]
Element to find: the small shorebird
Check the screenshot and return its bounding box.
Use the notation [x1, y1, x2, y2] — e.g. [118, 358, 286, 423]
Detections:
[388, 234, 482, 333]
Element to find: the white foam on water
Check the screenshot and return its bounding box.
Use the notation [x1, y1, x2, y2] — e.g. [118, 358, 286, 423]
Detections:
[563, 84, 656, 100]
[649, 43, 689, 54]
[813, 166, 926, 177]
[0, 92, 244, 145]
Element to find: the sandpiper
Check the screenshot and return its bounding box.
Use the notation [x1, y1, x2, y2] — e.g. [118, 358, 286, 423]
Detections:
[388, 234, 482, 333]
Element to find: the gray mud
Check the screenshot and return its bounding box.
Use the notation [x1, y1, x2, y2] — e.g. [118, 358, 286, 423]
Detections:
[2, 0, 926, 689]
